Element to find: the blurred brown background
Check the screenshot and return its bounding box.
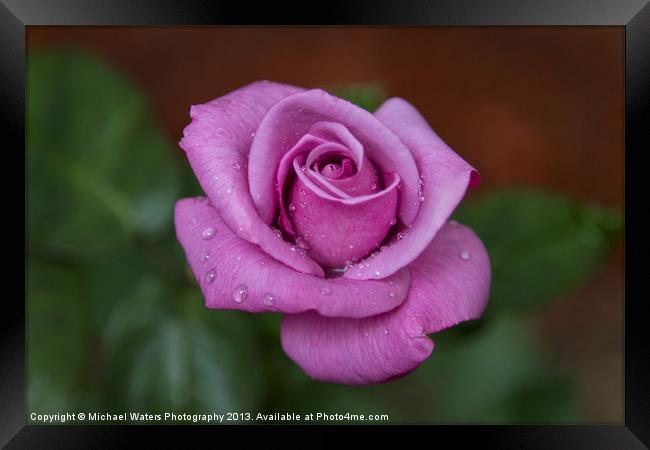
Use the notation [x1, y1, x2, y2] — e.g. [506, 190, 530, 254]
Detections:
[27, 27, 624, 422]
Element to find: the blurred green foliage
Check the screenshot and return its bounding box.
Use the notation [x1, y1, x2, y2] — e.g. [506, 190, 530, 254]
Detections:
[328, 82, 386, 112]
[27, 49, 622, 423]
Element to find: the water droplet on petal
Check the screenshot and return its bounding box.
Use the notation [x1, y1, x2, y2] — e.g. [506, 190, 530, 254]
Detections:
[383, 328, 390, 336]
[232, 163, 241, 170]
[288, 203, 296, 212]
[348, 244, 355, 249]
[419, 195, 425, 202]
[263, 293, 275, 306]
[205, 270, 216, 283]
[374, 270, 381, 278]
[389, 217, 397, 226]
[320, 286, 332, 296]
[201, 227, 216, 240]
[397, 232, 406, 240]
[226, 187, 233, 194]
[291, 245, 308, 255]
[300, 188, 307, 196]
[370, 183, 377, 190]
[460, 250, 471, 261]
[271, 228, 282, 238]
[363, 332, 369, 337]
[380, 245, 389, 252]
[200, 252, 210, 263]
[235, 255, 242, 262]
[232, 284, 248, 303]
[388, 292, 396, 298]
[250, 131, 256, 137]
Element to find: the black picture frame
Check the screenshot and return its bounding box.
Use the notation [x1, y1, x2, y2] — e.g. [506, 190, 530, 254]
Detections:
[5, 0, 649, 447]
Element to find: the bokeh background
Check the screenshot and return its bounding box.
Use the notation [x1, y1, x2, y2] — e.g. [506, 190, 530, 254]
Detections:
[26, 27, 624, 423]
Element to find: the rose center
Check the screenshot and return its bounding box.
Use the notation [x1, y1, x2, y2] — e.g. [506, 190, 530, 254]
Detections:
[317, 154, 356, 180]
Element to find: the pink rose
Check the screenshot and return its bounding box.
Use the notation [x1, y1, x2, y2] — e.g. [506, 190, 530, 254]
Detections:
[175, 81, 490, 385]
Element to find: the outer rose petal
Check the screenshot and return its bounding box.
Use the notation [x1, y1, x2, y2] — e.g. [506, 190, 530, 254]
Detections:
[280, 222, 491, 385]
[179, 81, 325, 277]
[344, 98, 480, 281]
[175, 197, 411, 318]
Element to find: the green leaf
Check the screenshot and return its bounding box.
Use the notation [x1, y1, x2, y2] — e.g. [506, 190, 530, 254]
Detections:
[104, 286, 266, 415]
[328, 83, 386, 112]
[27, 261, 91, 414]
[453, 189, 623, 313]
[27, 49, 181, 259]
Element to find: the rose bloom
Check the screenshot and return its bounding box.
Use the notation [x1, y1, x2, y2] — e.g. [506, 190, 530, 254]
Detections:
[175, 81, 490, 385]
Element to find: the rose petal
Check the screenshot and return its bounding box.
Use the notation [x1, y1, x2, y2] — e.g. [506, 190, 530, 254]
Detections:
[175, 197, 411, 318]
[275, 134, 329, 236]
[179, 81, 326, 277]
[248, 89, 422, 227]
[288, 168, 399, 268]
[344, 98, 480, 280]
[280, 222, 491, 384]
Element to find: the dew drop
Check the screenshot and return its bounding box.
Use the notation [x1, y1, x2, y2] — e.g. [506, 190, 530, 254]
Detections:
[201, 227, 216, 240]
[288, 203, 296, 212]
[348, 244, 355, 249]
[205, 270, 216, 283]
[300, 188, 307, 196]
[271, 228, 282, 238]
[225, 187, 233, 194]
[419, 195, 425, 202]
[250, 131, 256, 137]
[235, 255, 242, 262]
[383, 328, 390, 336]
[291, 245, 308, 255]
[374, 270, 381, 278]
[460, 250, 472, 261]
[397, 232, 406, 240]
[380, 245, 389, 252]
[200, 252, 210, 263]
[232, 163, 241, 170]
[370, 182, 377, 190]
[388, 292, 396, 298]
[389, 217, 397, 226]
[263, 293, 275, 306]
[232, 284, 248, 303]
[320, 286, 332, 296]
[363, 332, 369, 337]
